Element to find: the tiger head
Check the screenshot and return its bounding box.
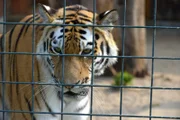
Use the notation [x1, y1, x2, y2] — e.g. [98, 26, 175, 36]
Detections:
[36, 4, 118, 96]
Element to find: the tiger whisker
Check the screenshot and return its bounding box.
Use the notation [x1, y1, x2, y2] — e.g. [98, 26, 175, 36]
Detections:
[24, 80, 55, 100]
[28, 84, 50, 102]
[19, 80, 55, 91]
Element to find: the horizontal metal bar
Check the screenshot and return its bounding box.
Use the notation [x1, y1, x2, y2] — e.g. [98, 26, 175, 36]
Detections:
[0, 21, 179, 29]
[1, 1, 179, 120]
[0, 109, 179, 119]
[0, 81, 179, 90]
[0, 52, 180, 60]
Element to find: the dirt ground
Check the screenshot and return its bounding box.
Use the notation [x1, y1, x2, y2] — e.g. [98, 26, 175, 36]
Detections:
[92, 73, 180, 120]
[92, 25, 180, 120]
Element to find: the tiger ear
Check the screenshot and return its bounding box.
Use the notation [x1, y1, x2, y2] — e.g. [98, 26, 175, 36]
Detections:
[38, 3, 57, 23]
[97, 9, 119, 31]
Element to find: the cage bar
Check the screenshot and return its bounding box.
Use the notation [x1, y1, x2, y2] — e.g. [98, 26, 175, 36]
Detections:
[0, 0, 179, 120]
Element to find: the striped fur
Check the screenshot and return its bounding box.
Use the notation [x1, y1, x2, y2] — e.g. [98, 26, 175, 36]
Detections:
[0, 4, 118, 120]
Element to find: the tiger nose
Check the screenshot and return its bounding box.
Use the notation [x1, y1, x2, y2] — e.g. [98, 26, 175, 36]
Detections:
[65, 85, 73, 90]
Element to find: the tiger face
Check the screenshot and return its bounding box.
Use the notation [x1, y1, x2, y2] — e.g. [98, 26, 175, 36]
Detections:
[36, 4, 118, 93]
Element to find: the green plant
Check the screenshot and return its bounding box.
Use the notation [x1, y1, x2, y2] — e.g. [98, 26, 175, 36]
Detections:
[113, 72, 134, 86]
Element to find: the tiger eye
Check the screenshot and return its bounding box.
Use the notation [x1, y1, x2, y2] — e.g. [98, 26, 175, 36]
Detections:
[50, 31, 54, 38]
[82, 49, 92, 54]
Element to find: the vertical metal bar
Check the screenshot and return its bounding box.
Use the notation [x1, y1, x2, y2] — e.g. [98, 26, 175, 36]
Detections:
[149, 0, 157, 120]
[31, 0, 36, 119]
[90, 0, 96, 119]
[2, 0, 6, 119]
[61, 0, 66, 119]
[119, 0, 126, 120]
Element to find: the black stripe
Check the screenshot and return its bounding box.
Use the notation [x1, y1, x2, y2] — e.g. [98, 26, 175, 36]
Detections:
[104, 59, 109, 65]
[40, 92, 56, 117]
[81, 26, 88, 28]
[43, 41, 46, 51]
[65, 18, 73, 20]
[9, 26, 16, 52]
[58, 35, 63, 39]
[13, 16, 33, 95]
[17, 96, 30, 120]
[65, 21, 70, 24]
[35, 60, 42, 112]
[98, 58, 109, 73]
[47, 57, 52, 67]
[7, 26, 16, 108]
[80, 35, 86, 40]
[79, 17, 92, 23]
[8, 27, 16, 108]
[14, 15, 34, 49]
[95, 58, 103, 65]
[24, 96, 36, 120]
[95, 34, 99, 40]
[106, 42, 110, 54]
[45, 57, 54, 74]
[94, 58, 100, 65]
[50, 31, 54, 38]
[66, 14, 75, 17]
[8, 27, 14, 105]
[36, 59, 40, 82]
[87, 42, 93, 46]
[57, 91, 62, 100]
[65, 29, 69, 32]
[23, 16, 34, 35]
[24, 15, 40, 35]
[78, 13, 89, 18]
[25, 96, 31, 111]
[0, 34, 4, 52]
[79, 29, 86, 34]
[35, 96, 41, 110]
[74, 28, 77, 32]
[71, 20, 79, 24]
[47, 39, 49, 51]
[14, 56, 19, 95]
[0, 35, 5, 85]
[100, 42, 104, 55]
[57, 17, 73, 20]
[34, 59, 41, 118]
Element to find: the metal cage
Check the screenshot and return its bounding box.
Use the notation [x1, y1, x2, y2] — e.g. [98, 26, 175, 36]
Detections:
[0, 0, 180, 120]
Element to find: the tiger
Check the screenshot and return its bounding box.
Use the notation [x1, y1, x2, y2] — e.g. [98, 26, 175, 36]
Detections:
[0, 3, 118, 120]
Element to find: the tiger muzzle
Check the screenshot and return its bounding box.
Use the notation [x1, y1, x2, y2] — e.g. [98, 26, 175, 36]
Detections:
[64, 88, 89, 97]
[57, 87, 89, 100]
